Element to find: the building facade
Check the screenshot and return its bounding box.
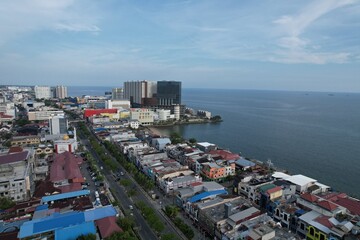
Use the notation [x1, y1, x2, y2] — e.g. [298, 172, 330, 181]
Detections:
[34, 86, 51, 99]
[111, 88, 124, 100]
[157, 81, 181, 106]
[124, 80, 157, 106]
[49, 115, 68, 135]
[55, 85, 68, 99]
[0, 150, 34, 201]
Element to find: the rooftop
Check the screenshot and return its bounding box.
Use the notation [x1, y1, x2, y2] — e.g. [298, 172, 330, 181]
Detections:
[41, 190, 90, 204]
[228, 207, 260, 224]
[0, 150, 30, 165]
[285, 174, 317, 186]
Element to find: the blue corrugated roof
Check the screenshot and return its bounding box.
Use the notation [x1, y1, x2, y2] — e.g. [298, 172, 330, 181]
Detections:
[19, 211, 85, 238]
[35, 204, 48, 211]
[41, 190, 90, 204]
[33, 212, 84, 233]
[188, 189, 228, 203]
[84, 205, 117, 222]
[55, 221, 96, 240]
[94, 127, 107, 132]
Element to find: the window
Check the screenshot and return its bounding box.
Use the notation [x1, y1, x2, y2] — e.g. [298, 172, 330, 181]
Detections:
[300, 223, 305, 230]
[20, 189, 23, 192]
[19, 182, 22, 186]
[309, 227, 315, 236]
[319, 234, 325, 240]
[283, 214, 288, 221]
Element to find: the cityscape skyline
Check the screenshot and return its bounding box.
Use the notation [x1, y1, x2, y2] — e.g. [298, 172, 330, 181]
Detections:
[0, 1, 359, 92]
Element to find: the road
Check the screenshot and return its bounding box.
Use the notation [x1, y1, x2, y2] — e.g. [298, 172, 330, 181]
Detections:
[79, 133, 159, 240]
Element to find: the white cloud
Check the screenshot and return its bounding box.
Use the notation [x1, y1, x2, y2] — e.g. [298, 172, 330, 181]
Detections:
[55, 23, 100, 33]
[0, 0, 100, 45]
[272, 0, 357, 64]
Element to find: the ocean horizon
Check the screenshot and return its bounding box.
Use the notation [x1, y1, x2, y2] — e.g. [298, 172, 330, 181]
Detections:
[67, 86, 360, 197]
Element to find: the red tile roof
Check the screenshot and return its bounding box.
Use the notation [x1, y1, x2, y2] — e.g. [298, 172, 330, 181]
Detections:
[266, 186, 282, 195]
[331, 197, 360, 215]
[49, 152, 84, 182]
[315, 215, 333, 228]
[317, 200, 338, 211]
[0, 151, 29, 164]
[301, 193, 319, 203]
[96, 216, 123, 238]
[8, 146, 23, 153]
[209, 150, 240, 161]
[58, 183, 82, 193]
[190, 182, 203, 187]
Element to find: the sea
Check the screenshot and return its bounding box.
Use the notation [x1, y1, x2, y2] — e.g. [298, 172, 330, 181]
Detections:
[68, 86, 360, 197]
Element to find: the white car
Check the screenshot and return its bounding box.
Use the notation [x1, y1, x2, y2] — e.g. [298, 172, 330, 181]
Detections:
[129, 205, 133, 210]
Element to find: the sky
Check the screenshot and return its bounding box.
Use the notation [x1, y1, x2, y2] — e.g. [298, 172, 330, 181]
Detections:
[0, 0, 359, 92]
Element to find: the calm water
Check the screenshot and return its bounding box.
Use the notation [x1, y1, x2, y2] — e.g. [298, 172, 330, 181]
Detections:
[157, 89, 360, 197]
[69, 86, 360, 197]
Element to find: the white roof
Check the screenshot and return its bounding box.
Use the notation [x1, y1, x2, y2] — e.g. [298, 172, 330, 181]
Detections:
[285, 174, 317, 186]
[197, 142, 215, 147]
[315, 182, 330, 189]
[272, 172, 291, 179]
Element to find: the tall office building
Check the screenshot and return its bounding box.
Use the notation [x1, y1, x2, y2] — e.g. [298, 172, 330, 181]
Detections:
[49, 115, 68, 135]
[124, 80, 157, 106]
[112, 88, 124, 100]
[55, 86, 68, 99]
[157, 81, 181, 106]
[34, 86, 51, 99]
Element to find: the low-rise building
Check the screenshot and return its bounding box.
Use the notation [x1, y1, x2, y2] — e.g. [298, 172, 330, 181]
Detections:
[49, 151, 84, 193]
[28, 109, 64, 121]
[11, 135, 41, 147]
[53, 135, 78, 154]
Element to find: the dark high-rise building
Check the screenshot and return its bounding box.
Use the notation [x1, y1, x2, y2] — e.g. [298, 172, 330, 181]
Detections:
[157, 81, 181, 106]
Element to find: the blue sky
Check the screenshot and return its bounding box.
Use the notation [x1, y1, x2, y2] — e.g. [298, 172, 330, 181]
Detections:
[0, 0, 359, 92]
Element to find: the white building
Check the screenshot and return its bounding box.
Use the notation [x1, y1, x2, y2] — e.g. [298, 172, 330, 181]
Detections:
[130, 108, 154, 125]
[54, 135, 78, 154]
[28, 109, 65, 121]
[34, 86, 51, 99]
[105, 99, 131, 110]
[0, 102, 16, 118]
[156, 109, 174, 121]
[55, 85, 68, 99]
[130, 120, 139, 129]
[0, 150, 34, 201]
[49, 115, 68, 135]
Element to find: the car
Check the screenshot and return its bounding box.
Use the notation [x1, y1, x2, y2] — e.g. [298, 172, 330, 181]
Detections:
[120, 172, 124, 176]
[129, 205, 133, 210]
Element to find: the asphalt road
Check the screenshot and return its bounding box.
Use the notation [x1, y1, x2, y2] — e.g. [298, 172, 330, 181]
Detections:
[79, 134, 159, 240]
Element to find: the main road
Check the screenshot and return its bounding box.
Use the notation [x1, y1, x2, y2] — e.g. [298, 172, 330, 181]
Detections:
[78, 126, 188, 240]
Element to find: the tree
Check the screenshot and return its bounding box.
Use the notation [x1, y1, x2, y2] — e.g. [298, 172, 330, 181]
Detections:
[77, 233, 96, 240]
[170, 132, 183, 144]
[0, 197, 15, 210]
[107, 231, 137, 240]
[211, 115, 222, 122]
[164, 205, 179, 219]
[161, 233, 179, 240]
[117, 217, 135, 231]
[189, 138, 197, 144]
